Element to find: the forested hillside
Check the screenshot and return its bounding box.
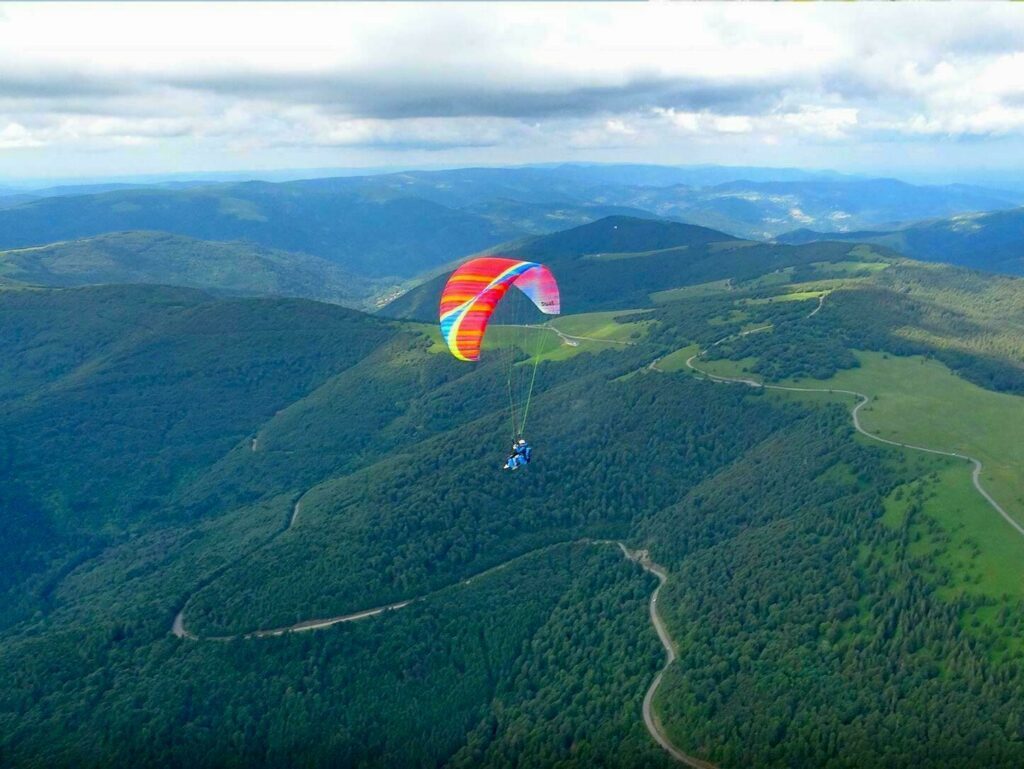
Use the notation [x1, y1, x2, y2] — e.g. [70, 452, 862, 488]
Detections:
[3, 213, 1024, 767]
[0, 174, 652, 282]
[1, 166, 1016, 294]
[383, 215, 896, 319]
[0, 286, 397, 628]
[0, 232, 375, 305]
[778, 206, 1024, 277]
[0, 187, 519, 278]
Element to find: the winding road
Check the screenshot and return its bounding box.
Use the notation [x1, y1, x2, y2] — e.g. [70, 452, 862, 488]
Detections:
[172, 494, 308, 640]
[169, 288, 1016, 768]
[174, 536, 581, 641]
[171, 526, 711, 765]
[620, 545, 718, 769]
[680, 297, 1023, 539]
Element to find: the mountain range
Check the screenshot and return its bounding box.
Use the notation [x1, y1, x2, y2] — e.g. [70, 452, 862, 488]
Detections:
[1, 165, 1021, 307]
[779, 206, 1024, 276]
[4, 169, 1024, 767]
[0, 231, 374, 305]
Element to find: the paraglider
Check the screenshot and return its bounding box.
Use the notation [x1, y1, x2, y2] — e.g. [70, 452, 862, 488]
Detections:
[439, 257, 560, 468]
[504, 438, 532, 471]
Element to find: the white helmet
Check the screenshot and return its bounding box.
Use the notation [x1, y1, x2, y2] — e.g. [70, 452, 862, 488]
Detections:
[518, 439, 526, 445]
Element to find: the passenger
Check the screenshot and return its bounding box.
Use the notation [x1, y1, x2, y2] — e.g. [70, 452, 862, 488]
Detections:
[504, 438, 532, 470]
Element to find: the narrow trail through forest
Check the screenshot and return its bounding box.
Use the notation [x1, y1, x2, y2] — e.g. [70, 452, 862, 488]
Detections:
[174, 537, 578, 641]
[172, 493, 308, 640]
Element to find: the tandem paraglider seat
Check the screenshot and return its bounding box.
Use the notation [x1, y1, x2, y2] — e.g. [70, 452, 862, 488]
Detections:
[504, 439, 533, 470]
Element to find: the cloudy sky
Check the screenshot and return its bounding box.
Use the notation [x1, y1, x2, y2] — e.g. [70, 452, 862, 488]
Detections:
[3, 2, 1024, 183]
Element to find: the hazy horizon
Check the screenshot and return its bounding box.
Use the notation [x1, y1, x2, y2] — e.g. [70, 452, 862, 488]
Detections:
[4, 160, 1024, 194]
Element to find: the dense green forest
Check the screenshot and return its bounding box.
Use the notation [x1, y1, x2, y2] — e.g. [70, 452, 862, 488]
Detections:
[3, 213, 1024, 767]
[0, 231, 377, 307]
[384, 216, 887, 319]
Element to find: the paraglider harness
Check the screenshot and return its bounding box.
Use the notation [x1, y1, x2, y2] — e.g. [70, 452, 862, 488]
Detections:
[504, 438, 532, 470]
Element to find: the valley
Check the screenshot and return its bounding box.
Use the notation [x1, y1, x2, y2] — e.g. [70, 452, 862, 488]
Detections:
[8, 2, 1024, 764]
[3, 212, 1024, 768]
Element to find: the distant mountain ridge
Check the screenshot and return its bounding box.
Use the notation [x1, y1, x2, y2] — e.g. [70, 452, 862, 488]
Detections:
[593, 177, 1023, 240]
[383, 215, 892, 320]
[0, 175, 663, 282]
[777, 206, 1024, 276]
[0, 164, 1018, 287]
[0, 231, 374, 305]
[0, 186, 524, 278]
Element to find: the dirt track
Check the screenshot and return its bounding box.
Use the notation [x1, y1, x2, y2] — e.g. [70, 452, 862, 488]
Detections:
[680, 297, 1022, 538]
[619, 545, 718, 769]
[171, 534, 712, 764]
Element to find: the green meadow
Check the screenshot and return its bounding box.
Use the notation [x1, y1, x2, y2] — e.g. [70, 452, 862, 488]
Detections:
[806, 352, 1024, 534]
[654, 344, 701, 373]
[880, 456, 1024, 602]
[694, 343, 1024, 536]
[743, 290, 827, 305]
[550, 309, 651, 341]
[687, 342, 1024, 604]
[415, 309, 654, 365]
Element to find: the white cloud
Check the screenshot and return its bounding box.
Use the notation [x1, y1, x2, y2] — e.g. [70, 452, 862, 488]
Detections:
[653, 109, 700, 133]
[1, 2, 1024, 176]
[605, 119, 636, 136]
[780, 107, 858, 139]
[712, 115, 754, 135]
[0, 122, 43, 149]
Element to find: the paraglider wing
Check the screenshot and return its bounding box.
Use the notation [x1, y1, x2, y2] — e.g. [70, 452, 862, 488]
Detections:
[438, 257, 560, 362]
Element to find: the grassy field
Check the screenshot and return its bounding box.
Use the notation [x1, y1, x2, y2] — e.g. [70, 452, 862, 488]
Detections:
[700, 349, 1024, 540]
[809, 259, 890, 276]
[743, 290, 826, 306]
[528, 311, 651, 362]
[654, 344, 701, 373]
[650, 279, 732, 304]
[407, 321, 562, 360]
[690, 354, 759, 379]
[799, 352, 1024, 535]
[550, 309, 651, 340]
[879, 456, 1024, 602]
[689, 345, 1024, 604]
[581, 244, 690, 261]
[647, 253, 885, 305]
[404, 322, 448, 354]
[743, 269, 793, 289]
[409, 310, 652, 365]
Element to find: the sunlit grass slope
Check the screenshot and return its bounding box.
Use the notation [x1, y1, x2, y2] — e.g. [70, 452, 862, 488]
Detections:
[880, 457, 1024, 602]
[550, 309, 650, 341]
[414, 309, 654, 364]
[690, 344, 1024, 602]
[809, 352, 1024, 533]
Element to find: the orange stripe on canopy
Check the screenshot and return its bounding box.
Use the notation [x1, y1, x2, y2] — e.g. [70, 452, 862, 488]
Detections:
[438, 257, 560, 362]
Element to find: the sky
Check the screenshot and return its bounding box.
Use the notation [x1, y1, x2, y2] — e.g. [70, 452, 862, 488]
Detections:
[3, 2, 1024, 184]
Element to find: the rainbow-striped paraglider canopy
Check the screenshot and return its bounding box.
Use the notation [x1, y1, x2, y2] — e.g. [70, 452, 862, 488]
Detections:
[438, 257, 560, 362]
